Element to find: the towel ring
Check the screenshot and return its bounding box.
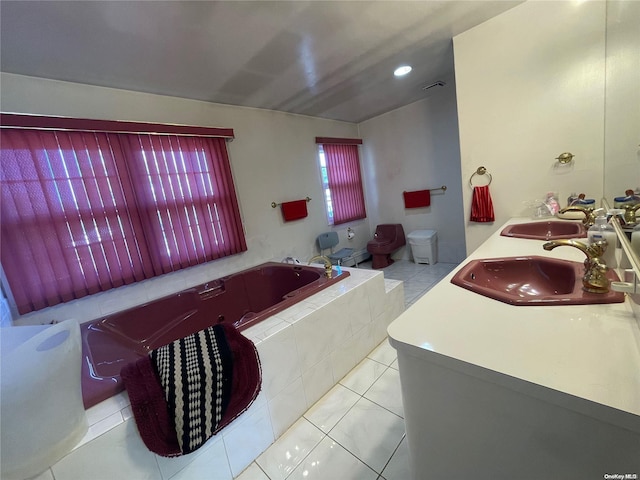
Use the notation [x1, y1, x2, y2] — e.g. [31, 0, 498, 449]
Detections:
[469, 166, 492, 187]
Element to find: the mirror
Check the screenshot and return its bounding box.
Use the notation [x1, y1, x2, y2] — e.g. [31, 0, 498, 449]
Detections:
[604, 0, 640, 274]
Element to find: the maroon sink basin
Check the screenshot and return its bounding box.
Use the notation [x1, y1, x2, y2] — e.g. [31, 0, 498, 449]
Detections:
[500, 221, 586, 240]
[451, 256, 624, 306]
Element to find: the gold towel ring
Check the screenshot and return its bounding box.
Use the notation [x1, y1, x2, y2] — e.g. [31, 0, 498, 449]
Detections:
[469, 166, 492, 187]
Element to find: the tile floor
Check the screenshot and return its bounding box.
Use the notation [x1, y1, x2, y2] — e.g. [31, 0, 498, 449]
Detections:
[237, 260, 458, 480]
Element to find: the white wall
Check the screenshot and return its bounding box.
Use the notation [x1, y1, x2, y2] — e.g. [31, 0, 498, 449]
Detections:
[0, 73, 371, 325]
[359, 82, 467, 264]
[454, 0, 606, 254]
[604, 0, 640, 200]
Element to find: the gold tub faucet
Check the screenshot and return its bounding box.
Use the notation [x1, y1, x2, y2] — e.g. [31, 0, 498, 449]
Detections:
[542, 239, 610, 293]
[308, 255, 333, 278]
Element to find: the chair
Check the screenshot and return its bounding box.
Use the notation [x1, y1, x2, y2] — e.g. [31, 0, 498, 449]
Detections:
[316, 232, 354, 266]
[366, 224, 406, 269]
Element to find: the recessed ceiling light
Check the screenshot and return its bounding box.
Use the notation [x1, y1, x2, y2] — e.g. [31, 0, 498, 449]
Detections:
[394, 65, 412, 77]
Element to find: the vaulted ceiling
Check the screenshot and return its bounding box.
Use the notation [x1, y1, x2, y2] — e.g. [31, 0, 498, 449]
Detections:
[0, 1, 521, 123]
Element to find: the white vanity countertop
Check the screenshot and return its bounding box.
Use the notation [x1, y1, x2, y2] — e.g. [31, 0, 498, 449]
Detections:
[388, 217, 640, 427]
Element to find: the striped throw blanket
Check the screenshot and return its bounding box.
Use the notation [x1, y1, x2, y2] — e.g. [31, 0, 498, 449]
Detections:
[122, 323, 261, 457]
[151, 325, 232, 454]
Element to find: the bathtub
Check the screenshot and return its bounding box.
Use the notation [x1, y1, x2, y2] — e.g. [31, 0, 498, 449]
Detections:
[80, 262, 350, 408]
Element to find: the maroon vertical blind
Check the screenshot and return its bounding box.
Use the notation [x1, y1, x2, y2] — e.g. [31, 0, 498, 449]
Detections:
[1, 115, 245, 314]
[321, 143, 367, 225]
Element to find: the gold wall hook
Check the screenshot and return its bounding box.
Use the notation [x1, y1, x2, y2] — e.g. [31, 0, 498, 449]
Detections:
[555, 152, 575, 164]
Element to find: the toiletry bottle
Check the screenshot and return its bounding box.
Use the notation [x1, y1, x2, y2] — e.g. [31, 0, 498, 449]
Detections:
[614, 189, 640, 208]
[587, 209, 617, 268]
[545, 192, 560, 215]
[569, 193, 595, 207]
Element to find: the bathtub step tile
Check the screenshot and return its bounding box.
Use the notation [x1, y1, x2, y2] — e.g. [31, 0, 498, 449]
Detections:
[267, 377, 308, 439]
[256, 418, 324, 480]
[270, 301, 317, 326]
[222, 404, 274, 478]
[301, 356, 335, 408]
[303, 384, 360, 434]
[293, 301, 351, 374]
[84, 391, 130, 427]
[346, 283, 374, 334]
[349, 323, 377, 367]
[242, 316, 290, 344]
[383, 278, 403, 294]
[73, 409, 124, 451]
[330, 333, 362, 382]
[156, 436, 231, 480]
[255, 327, 302, 401]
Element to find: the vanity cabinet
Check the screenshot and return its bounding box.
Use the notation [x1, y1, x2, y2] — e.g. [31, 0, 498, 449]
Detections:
[388, 217, 640, 479]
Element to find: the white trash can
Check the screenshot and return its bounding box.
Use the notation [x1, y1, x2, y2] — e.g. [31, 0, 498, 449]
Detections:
[407, 230, 437, 264]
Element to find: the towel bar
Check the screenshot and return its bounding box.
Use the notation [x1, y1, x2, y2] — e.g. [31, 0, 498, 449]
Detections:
[271, 196, 311, 208]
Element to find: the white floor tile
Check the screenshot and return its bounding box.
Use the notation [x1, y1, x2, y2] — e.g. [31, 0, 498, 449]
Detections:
[235, 462, 270, 480]
[367, 339, 397, 366]
[256, 418, 324, 480]
[287, 437, 378, 480]
[30, 469, 54, 480]
[328, 397, 405, 474]
[381, 437, 411, 480]
[303, 384, 360, 433]
[364, 367, 404, 418]
[339, 358, 388, 395]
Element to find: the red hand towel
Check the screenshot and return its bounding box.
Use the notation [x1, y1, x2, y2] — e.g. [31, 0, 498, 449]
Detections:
[281, 200, 308, 221]
[470, 185, 495, 222]
[403, 190, 431, 208]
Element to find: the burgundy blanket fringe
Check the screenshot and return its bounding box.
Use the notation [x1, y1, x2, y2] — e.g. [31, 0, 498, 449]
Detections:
[470, 185, 495, 223]
[121, 323, 261, 457]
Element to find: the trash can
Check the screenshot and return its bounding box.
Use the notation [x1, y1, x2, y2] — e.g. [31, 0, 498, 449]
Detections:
[407, 230, 437, 264]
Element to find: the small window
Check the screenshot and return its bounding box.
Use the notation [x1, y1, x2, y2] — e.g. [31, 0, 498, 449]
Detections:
[316, 140, 366, 226]
[317, 145, 335, 225]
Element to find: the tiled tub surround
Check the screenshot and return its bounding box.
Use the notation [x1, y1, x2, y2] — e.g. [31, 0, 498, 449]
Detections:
[80, 262, 350, 408]
[31, 266, 404, 480]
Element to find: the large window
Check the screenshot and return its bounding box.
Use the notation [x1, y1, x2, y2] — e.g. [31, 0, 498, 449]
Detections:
[315, 137, 366, 225]
[1, 115, 246, 314]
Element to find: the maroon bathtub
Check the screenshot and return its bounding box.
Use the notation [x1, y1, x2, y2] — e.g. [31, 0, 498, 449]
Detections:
[80, 262, 349, 408]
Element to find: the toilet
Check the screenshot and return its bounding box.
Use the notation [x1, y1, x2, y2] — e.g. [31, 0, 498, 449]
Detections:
[367, 224, 406, 269]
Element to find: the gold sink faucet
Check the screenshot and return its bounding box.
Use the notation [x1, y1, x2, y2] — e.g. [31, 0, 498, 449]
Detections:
[558, 205, 597, 227]
[622, 203, 640, 224]
[542, 239, 609, 293]
[308, 255, 333, 278]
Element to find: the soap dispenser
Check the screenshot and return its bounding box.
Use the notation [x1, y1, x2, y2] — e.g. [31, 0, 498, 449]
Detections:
[587, 209, 617, 268]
